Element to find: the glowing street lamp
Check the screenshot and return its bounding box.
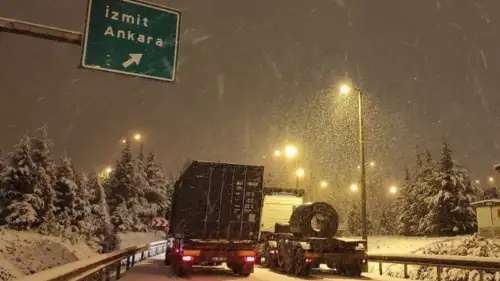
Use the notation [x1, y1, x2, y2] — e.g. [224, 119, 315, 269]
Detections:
[369, 161, 375, 167]
[339, 82, 368, 242]
[274, 150, 281, 157]
[133, 133, 142, 141]
[320, 181, 328, 188]
[350, 184, 359, 192]
[285, 145, 298, 158]
[389, 186, 398, 194]
[121, 139, 127, 144]
[296, 168, 305, 178]
[489, 177, 494, 183]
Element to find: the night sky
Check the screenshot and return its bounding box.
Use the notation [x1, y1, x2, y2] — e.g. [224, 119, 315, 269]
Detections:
[1, 0, 500, 189]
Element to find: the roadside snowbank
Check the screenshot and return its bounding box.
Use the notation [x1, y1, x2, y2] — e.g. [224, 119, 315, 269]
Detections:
[380, 234, 498, 281]
[0, 228, 165, 281]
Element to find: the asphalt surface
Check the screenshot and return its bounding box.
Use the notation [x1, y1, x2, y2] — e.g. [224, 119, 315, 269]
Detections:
[119, 254, 396, 281]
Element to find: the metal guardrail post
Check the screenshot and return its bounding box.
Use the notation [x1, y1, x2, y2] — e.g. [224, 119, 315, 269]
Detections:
[116, 260, 122, 279]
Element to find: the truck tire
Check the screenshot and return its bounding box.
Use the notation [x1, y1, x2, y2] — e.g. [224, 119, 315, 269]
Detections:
[232, 263, 252, 277]
[171, 258, 191, 277]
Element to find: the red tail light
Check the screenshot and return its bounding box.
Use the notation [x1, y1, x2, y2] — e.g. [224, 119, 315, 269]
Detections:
[305, 258, 312, 263]
[245, 256, 255, 263]
[182, 256, 193, 262]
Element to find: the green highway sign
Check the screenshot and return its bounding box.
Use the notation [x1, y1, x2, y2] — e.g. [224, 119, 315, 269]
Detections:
[81, 0, 181, 82]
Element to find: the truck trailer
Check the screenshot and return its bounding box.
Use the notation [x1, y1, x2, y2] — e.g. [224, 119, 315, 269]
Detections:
[164, 161, 264, 277]
[256, 187, 367, 277]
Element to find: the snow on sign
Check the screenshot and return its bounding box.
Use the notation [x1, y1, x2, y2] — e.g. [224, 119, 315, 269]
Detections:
[81, 0, 181, 82]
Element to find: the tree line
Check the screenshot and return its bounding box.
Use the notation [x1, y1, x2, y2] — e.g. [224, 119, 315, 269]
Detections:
[0, 126, 173, 246]
[346, 140, 481, 237]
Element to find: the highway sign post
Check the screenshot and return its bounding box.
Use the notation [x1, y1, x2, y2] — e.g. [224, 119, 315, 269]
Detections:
[81, 0, 181, 82]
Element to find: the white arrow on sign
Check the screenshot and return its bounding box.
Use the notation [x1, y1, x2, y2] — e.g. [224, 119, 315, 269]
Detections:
[122, 53, 143, 68]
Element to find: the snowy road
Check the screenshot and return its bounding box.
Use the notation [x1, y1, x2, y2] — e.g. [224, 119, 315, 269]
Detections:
[119, 254, 403, 281]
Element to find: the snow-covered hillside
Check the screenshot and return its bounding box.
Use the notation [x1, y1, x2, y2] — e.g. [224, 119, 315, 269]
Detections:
[0, 229, 165, 281]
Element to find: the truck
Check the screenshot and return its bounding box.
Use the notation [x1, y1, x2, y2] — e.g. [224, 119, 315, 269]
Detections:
[255, 186, 367, 277]
[164, 160, 264, 277]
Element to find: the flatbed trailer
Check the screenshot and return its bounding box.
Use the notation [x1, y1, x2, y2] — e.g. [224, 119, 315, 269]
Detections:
[165, 161, 264, 277]
[255, 187, 367, 277]
[257, 233, 366, 276]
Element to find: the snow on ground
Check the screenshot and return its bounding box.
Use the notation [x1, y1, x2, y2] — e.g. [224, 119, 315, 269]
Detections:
[367, 234, 500, 281]
[0, 228, 165, 281]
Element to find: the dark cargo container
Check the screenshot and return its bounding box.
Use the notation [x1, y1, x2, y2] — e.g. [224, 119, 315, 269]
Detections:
[168, 161, 264, 241]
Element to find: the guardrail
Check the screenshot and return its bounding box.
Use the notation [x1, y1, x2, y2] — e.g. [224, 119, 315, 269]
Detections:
[368, 253, 500, 281]
[17, 240, 168, 281]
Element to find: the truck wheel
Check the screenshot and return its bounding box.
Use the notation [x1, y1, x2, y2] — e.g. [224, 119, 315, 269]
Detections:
[172, 260, 191, 277]
[232, 263, 252, 277]
[339, 264, 362, 277]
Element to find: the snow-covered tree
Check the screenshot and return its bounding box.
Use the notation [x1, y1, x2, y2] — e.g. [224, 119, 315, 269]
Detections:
[89, 173, 110, 225]
[2, 135, 41, 229]
[74, 172, 94, 238]
[0, 150, 7, 224]
[31, 126, 57, 232]
[53, 153, 79, 232]
[419, 140, 479, 236]
[345, 201, 373, 236]
[145, 152, 171, 219]
[483, 187, 500, 199]
[379, 204, 396, 235]
[394, 166, 412, 235]
[134, 149, 152, 228]
[107, 142, 144, 231]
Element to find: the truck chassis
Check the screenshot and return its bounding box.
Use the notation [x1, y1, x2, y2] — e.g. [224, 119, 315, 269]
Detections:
[256, 233, 367, 277]
[165, 238, 257, 277]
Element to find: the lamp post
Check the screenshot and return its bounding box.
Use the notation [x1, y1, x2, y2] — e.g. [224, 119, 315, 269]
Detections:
[340, 83, 368, 241]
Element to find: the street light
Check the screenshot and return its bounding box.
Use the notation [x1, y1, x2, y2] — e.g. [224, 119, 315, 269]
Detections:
[350, 184, 359, 192]
[389, 186, 397, 194]
[133, 133, 142, 141]
[339, 82, 368, 242]
[296, 168, 305, 178]
[369, 161, 375, 167]
[489, 177, 494, 183]
[121, 139, 127, 144]
[320, 181, 328, 188]
[285, 145, 298, 158]
[274, 150, 281, 157]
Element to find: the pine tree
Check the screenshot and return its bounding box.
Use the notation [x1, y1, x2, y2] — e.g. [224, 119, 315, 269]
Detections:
[0, 150, 7, 224]
[483, 187, 499, 199]
[345, 201, 372, 236]
[74, 172, 94, 239]
[31, 126, 57, 232]
[107, 142, 143, 231]
[89, 173, 110, 225]
[88, 173, 113, 243]
[134, 148, 152, 229]
[145, 152, 170, 219]
[394, 166, 412, 234]
[419, 140, 479, 236]
[2, 135, 41, 229]
[379, 204, 396, 235]
[53, 153, 79, 233]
